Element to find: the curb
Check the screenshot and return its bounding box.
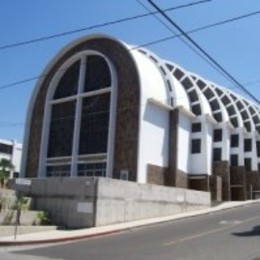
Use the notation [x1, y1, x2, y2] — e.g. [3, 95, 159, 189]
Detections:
[1, 200, 260, 246]
[0, 229, 123, 246]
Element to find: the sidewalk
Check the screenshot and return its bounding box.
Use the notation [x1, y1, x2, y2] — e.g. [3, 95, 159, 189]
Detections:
[0, 199, 259, 246]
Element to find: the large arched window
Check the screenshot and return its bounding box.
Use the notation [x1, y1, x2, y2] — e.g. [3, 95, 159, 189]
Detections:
[40, 52, 116, 178]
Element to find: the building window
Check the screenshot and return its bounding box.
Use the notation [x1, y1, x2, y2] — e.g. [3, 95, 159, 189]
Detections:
[79, 93, 110, 155]
[77, 162, 106, 177]
[191, 139, 201, 154]
[231, 134, 239, 148]
[192, 123, 201, 132]
[191, 104, 202, 115]
[244, 158, 252, 172]
[188, 90, 198, 102]
[46, 165, 71, 177]
[213, 112, 222, 122]
[213, 129, 222, 142]
[210, 99, 220, 111]
[230, 154, 238, 166]
[44, 53, 114, 177]
[244, 139, 252, 152]
[84, 56, 111, 92]
[173, 68, 184, 80]
[230, 118, 238, 128]
[213, 148, 222, 161]
[48, 101, 76, 157]
[53, 61, 80, 99]
[181, 77, 193, 90]
[257, 141, 260, 157]
[204, 88, 214, 99]
[0, 143, 13, 155]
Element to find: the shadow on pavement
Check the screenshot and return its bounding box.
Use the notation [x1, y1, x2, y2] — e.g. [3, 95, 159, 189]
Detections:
[232, 225, 260, 237]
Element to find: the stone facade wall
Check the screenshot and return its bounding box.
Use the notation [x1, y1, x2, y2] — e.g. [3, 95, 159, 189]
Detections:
[212, 161, 230, 201]
[168, 109, 179, 187]
[147, 164, 167, 186]
[25, 37, 140, 180]
[147, 164, 188, 189]
[188, 175, 209, 191]
[175, 169, 188, 189]
[230, 166, 246, 186]
[166, 108, 189, 189]
[246, 171, 260, 199]
[230, 166, 247, 200]
[210, 175, 222, 201]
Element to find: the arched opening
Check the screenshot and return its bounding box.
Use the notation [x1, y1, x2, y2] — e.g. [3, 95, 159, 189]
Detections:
[40, 52, 116, 178]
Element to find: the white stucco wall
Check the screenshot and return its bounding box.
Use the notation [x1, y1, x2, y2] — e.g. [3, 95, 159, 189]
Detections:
[138, 102, 169, 183]
[189, 118, 213, 175]
[238, 129, 245, 166]
[131, 50, 170, 183]
[171, 77, 190, 110]
[222, 125, 231, 161]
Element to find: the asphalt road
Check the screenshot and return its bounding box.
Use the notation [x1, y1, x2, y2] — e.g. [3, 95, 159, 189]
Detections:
[1, 203, 260, 260]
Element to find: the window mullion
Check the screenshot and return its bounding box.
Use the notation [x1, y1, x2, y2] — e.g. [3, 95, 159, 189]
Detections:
[71, 57, 86, 177]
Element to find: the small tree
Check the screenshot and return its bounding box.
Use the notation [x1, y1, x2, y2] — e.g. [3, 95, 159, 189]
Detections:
[14, 192, 28, 225]
[0, 159, 15, 188]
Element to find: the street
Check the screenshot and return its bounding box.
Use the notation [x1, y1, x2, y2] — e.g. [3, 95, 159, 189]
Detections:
[1, 203, 260, 260]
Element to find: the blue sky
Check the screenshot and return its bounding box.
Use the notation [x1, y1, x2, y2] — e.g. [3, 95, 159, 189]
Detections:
[1, 0, 260, 142]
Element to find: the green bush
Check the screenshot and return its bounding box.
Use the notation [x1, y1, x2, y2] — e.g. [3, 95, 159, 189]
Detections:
[37, 211, 51, 225]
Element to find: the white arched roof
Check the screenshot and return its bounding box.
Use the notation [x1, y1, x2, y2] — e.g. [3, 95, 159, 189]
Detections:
[130, 47, 171, 107]
[133, 45, 260, 132]
[131, 44, 260, 133]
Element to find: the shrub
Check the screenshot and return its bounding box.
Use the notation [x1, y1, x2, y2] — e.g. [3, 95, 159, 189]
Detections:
[37, 211, 51, 225]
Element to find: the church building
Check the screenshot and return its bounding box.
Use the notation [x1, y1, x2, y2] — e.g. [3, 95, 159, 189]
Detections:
[21, 34, 260, 201]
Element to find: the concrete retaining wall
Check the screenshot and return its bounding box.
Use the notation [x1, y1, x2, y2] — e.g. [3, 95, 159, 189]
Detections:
[95, 178, 210, 226]
[12, 177, 210, 228]
[0, 210, 40, 225]
[11, 177, 97, 228]
[0, 188, 40, 225]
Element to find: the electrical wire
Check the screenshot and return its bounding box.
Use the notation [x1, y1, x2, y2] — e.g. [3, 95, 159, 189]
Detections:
[146, 0, 260, 104]
[0, 0, 211, 51]
[136, 0, 232, 89]
[2, 7, 260, 92]
[133, 9, 260, 49]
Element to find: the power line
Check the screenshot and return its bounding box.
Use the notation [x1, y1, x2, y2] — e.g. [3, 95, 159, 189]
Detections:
[136, 0, 232, 87]
[1, 7, 260, 92]
[134, 9, 260, 49]
[146, 0, 260, 104]
[0, 0, 211, 51]
[0, 75, 46, 91]
[0, 122, 24, 127]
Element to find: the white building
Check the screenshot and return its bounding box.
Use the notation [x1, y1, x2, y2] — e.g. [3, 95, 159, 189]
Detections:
[0, 139, 22, 178]
[21, 34, 260, 201]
